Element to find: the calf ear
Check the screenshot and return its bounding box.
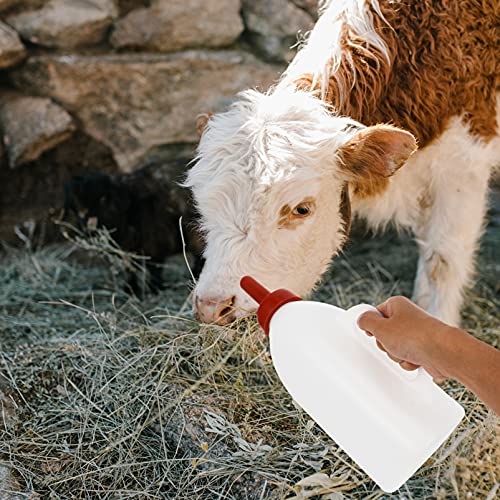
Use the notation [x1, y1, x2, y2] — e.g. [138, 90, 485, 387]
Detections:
[196, 112, 213, 137]
[338, 125, 417, 197]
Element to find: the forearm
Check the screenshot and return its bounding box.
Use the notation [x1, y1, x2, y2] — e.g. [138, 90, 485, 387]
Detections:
[434, 327, 500, 415]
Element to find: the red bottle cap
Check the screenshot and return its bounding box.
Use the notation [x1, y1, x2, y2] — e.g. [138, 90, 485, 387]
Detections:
[240, 276, 302, 335]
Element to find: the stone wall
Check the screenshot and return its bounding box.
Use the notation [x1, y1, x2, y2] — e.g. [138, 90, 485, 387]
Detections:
[0, 0, 318, 243]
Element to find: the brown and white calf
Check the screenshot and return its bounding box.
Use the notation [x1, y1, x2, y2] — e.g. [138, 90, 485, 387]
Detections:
[186, 0, 500, 326]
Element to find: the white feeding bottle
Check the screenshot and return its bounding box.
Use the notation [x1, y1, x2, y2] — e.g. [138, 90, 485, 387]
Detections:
[240, 276, 464, 493]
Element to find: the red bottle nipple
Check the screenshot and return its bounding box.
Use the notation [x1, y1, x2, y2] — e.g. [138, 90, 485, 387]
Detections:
[240, 276, 302, 335]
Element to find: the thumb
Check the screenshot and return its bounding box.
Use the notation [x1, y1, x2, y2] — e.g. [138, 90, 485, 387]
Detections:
[357, 310, 385, 336]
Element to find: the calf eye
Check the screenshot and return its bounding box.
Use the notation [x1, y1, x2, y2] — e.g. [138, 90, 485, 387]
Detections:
[292, 204, 310, 217]
[278, 198, 316, 229]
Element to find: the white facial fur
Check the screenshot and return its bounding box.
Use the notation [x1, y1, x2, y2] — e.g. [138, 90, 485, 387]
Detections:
[185, 87, 359, 318]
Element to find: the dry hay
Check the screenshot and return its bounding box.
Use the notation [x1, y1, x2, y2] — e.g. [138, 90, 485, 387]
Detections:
[0, 222, 498, 499]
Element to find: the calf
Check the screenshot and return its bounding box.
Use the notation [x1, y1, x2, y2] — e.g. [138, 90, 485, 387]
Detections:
[64, 161, 204, 293]
[186, 0, 499, 325]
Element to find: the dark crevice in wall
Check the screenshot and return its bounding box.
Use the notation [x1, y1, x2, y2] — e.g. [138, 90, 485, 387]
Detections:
[0, 131, 118, 245]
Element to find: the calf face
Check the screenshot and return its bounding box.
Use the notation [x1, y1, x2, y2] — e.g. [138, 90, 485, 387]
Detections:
[186, 88, 416, 324]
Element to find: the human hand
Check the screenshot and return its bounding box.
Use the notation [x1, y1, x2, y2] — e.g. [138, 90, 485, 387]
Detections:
[358, 296, 455, 379]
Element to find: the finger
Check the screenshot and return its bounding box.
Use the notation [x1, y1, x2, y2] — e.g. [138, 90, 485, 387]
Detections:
[375, 299, 392, 318]
[399, 361, 419, 371]
[426, 367, 447, 380]
[386, 351, 404, 364]
[375, 340, 387, 353]
[357, 311, 384, 334]
[375, 341, 404, 365]
[374, 340, 417, 369]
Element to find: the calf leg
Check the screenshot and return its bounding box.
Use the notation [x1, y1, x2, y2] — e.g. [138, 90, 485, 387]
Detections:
[412, 247, 431, 310]
[412, 162, 491, 326]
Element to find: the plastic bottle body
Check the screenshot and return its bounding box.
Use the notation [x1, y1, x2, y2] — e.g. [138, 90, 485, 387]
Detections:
[269, 300, 464, 493]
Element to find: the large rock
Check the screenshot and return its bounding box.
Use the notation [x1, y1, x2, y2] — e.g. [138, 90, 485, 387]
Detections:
[111, 0, 243, 52]
[117, 0, 149, 16]
[0, 0, 48, 12]
[7, 0, 117, 49]
[0, 95, 75, 168]
[0, 21, 25, 69]
[0, 0, 16, 12]
[291, 0, 319, 19]
[242, 0, 314, 62]
[11, 51, 282, 171]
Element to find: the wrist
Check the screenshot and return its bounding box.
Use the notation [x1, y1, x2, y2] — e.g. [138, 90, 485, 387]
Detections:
[430, 324, 470, 380]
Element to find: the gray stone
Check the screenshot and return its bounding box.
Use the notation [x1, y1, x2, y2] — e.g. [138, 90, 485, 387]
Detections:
[117, 0, 150, 17]
[0, 0, 48, 12]
[0, 21, 25, 69]
[0, 0, 16, 12]
[11, 51, 282, 172]
[97, 0, 118, 18]
[7, 0, 117, 49]
[0, 95, 75, 168]
[111, 0, 243, 52]
[242, 0, 314, 62]
[291, 0, 319, 19]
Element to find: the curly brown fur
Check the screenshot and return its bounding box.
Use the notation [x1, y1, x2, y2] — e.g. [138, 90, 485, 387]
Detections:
[295, 0, 499, 149]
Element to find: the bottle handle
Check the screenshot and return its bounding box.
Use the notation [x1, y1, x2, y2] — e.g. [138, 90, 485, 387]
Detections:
[346, 304, 433, 382]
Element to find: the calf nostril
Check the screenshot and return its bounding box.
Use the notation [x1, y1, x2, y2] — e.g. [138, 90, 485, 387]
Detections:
[195, 294, 238, 324]
[219, 306, 232, 318]
[216, 295, 236, 321]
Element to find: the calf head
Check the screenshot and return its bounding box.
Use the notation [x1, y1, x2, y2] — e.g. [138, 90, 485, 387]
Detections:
[186, 88, 416, 324]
